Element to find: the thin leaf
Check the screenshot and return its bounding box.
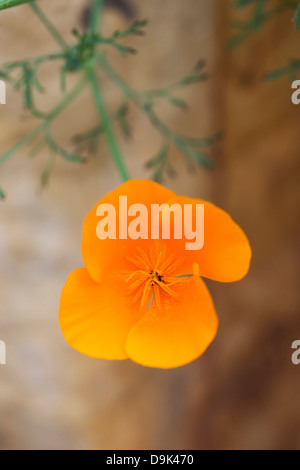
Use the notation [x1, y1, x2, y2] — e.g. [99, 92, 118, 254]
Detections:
[44, 128, 84, 163]
[41, 153, 55, 187]
[27, 139, 46, 159]
[292, 3, 300, 29]
[116, 104, 131, 138]
[162, 93, 188, 110]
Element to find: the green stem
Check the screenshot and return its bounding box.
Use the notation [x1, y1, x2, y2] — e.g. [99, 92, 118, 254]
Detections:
[86, 64, 130, 181]
[46, 77, 87, 121]
[101, 58, 213, 167]
[30, 2, 67, 51]
[0, 121, 44, 165]
[3, 52, 65, 70]
[88, 0, 105, 34]
[101, 58, 171, 136]
[293, 2, 300, 28]
[0, 0, 34, 10]
[0, 78, 87, 164]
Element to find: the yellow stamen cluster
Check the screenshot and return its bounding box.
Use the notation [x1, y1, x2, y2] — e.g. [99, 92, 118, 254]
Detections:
[126, 247, 182, 309]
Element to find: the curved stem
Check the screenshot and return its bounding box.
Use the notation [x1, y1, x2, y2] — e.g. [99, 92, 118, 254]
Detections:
[0, 0, 34, 10]
[0, 78, 87, 164]
[30, 2, 67, 50]
[86, 64, 130, 182]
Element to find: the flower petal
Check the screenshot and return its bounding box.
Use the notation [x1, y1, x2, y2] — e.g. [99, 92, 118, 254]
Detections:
[82, 179, 176, 282]
[125, 267, 218, 369]
[59, 268, 144, 359]
[160, 196, 252, 282]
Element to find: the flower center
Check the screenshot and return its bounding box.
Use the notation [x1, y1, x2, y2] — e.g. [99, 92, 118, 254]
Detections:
[125, 247, 182, 309]
[149, 271, 163, 284]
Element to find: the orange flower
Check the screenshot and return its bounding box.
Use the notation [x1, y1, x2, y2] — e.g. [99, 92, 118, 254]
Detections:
[59, 180, 251, 369]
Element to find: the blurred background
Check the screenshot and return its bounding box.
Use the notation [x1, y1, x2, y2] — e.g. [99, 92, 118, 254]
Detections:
[0, 0, 299, 450]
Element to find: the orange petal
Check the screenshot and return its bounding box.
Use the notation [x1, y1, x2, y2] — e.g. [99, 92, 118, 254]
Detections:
[160, 196, 252, 282]
[82, 180, 175, 282]
[125, 267, 218, 369]
[59, 268, 144, 359]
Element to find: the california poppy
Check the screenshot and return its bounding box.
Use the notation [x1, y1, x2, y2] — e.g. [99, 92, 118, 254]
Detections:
[59, 180, 251, 369]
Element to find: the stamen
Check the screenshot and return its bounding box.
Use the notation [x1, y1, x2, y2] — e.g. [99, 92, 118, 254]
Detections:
[125, 270, 148, 283]
[155, 280, 177, 297]
[154, 250, 163, 272]
[160, 253, 176, 272]
[136, 247, 152, 270]
[125, 247, 185, 310]
[153, 285, 162, 311]
[141, 279, 152, 307]
[126, 256, 145, 269]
